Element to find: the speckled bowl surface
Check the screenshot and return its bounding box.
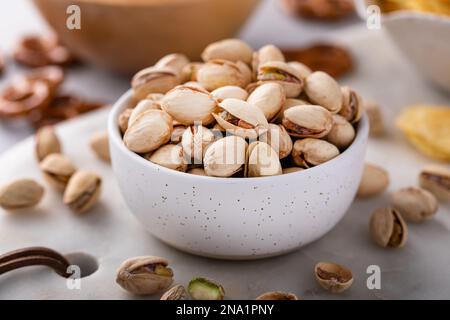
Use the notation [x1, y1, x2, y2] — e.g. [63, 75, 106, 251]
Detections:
[108, 90, 369, 260]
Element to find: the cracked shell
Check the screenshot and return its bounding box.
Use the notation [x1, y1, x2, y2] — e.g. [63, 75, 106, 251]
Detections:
[203, 136, 248, 177]
[258, 61, 304, 98]
[282, 105, 333, 138]
[291, 138, 339, 168]
[40, 153, 76, 190]
[339, 86, 363, 123]
[245, 141, 282, 177]
[63, 170, 101, 213]
[370, 207, 408, 248]
[146, 144, 188, 172]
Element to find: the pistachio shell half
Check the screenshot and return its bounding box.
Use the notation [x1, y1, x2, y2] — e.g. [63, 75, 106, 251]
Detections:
[0, 179, 44, 210]
[63, 170, 101, 213]
[314, 262, 353, 293]
[116, 256, 174, 296]
[258, 61, 304, 98]
[123, 110, 173, 153]
[202, 38, 253, 65]
[282, 105, 333, 138]
[203, 136, 248, 177]
[247, 82, 285, 122]
[391, 187, 438, 223]
[146, 144, 188, 172]
[370, 207, 407, 248]
[291, 138, 339, 168]
[304, 71, 342, 113]
[40, 153, 76, 190]
[339, 86, 363, 123]
[419, 165, 450, 201]
[131, 66, 180, 100]
[213, 98, 269, 139]
[246, 141, 282, 177]
[160, 285, 189, 300]
[161, 85, 217, 126]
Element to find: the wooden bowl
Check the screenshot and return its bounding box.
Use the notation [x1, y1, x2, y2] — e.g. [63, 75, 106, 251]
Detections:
[33, 0, 260, 74]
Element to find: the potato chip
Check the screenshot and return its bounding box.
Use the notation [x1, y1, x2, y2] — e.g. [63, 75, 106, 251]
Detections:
[396, 106, 450, 161]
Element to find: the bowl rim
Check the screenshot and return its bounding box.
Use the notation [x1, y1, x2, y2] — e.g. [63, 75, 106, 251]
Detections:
[108, 89, 369, 183]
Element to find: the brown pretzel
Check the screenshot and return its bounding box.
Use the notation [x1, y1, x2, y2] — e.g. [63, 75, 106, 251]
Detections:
[13, 35, 75, 68]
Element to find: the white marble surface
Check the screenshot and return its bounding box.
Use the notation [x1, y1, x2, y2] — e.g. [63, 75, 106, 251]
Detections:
[0, 24, 450, 299]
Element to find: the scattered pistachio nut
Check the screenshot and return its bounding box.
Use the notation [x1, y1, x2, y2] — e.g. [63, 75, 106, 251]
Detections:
[131, 66, 180, 100]
[213, 98, 269, 140]
[246, 141, 282, 177]
[291, 138, 339, 168]
[391, 187, 438, 223]
[256, 291, 298, 300]
[339, 86, 363, 123]
[161, 85, 217, 126]
[314, 262, 353, 293]
[116, 256, 174, 296]
[146, 144, 188, 172]
[357, 163, 389, 198]
[89, 131, 110, 162]
[364, 100, 384, 136]
[370, 207, 407, 248]
[202, 38, 253, 65]
[160, 285, 189, 300]
[0, 178, 45, 210]
[304, 71, 342, 113]
[203, 136, 248, 177]
[325, 114, 355, 150]
[258, 61, 304, 98]
[123, 110, 173, 153]
[419, 165, 450, 201]
[35, 125, 61, 162]
[188, 277, 225, 300]
[63, 170, 101, 213]
[282, 105, 333, 138]
[40, 153, 76, 190]
[247, 82, 285, 122]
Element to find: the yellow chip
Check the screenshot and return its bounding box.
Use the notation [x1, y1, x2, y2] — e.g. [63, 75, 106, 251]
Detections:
[396, 105, 450, 161]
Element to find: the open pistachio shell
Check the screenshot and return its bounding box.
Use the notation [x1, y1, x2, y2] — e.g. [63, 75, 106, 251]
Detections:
[40, 153, 76, 190]
[197, 59, 249, 91]
[291, 138, 339, 168]
[339, 86, 363, 123]
[282, 105, 333, 138]
[274, 98, 310, 123]
[170, 125, 188, 144]
[419, 165, 450, 201]
[315, 262, 353, 293]
[147, 144, 188, 172]
[131, 66, 180, 100]
[304, 71, 342, 113]
[123, 110, 173, 153]
[252, 45, 285, 79]
[160, 285, 189, 300]
[370, 207, 408, 248]
[213, 98, 269, 140]
[188, 277, 225, 300]
[247, 82, 285, 122]
[202, 38, 253, 65]
[116, 256, 173, 296]
[256, 291, 298, 300]
[246, 141, 282, 177]
[63, 170, 101, 213]
[161, 85, 217, 126]
[211, 86, 249, 102]
[203, 136, 248, 177]
[258, 61, 304, 98]
[288, 61, 312, 79]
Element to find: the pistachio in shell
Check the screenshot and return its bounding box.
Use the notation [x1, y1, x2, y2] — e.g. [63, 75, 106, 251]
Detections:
[155, 53, 190, 75]
[357, 163, 389, 198]
[339, 86, 363, 123]
[247, 82, 285, 122]
[202, 38, 253, 65]
[35, 125, 61, 162]
[188, 277, 225, 300]
[146, 144, 188, 172]
[257, 61, 304, 98]
[211, 85, 249, 102]
[181, 125, 215, 164]
[118, 108, 133, 134]
[370, 207, 408, 248]
[203, 136, 248, 177]
[131, 66, 180, 100]
[291, 138, 339, 168]
[419, 165, 450, 201]
[0, 179, 44, 210]
[262, 124, 293, 159]
[246, 141, 282, 177]
[128, 99, 161, 128]
[304, 71, 342, 113]
[116, 256, 174, 296]
[282, 105, 333, 138]
[40, 153, 76, 190]
[252, 44, 285, 78]
[325, 114, 355, 150]
[197, 59, 250, 91]
[160, 285, 189, 300]
[63, 170, 101, 213]
[123, 110, 173, 153]
[391, 187, 438, 223]
[89, 131, 110, 162]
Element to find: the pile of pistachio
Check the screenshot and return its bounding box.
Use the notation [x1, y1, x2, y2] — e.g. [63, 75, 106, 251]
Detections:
[115, 255, 354, 299]
[119, 38, 365, 177]
[0, 125, 109, 213]
[357, 162, 450, 248]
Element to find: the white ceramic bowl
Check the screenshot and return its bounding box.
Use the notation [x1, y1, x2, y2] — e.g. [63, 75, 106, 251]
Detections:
[355, 0, 450, 92]
[108, 90, 369, 260]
